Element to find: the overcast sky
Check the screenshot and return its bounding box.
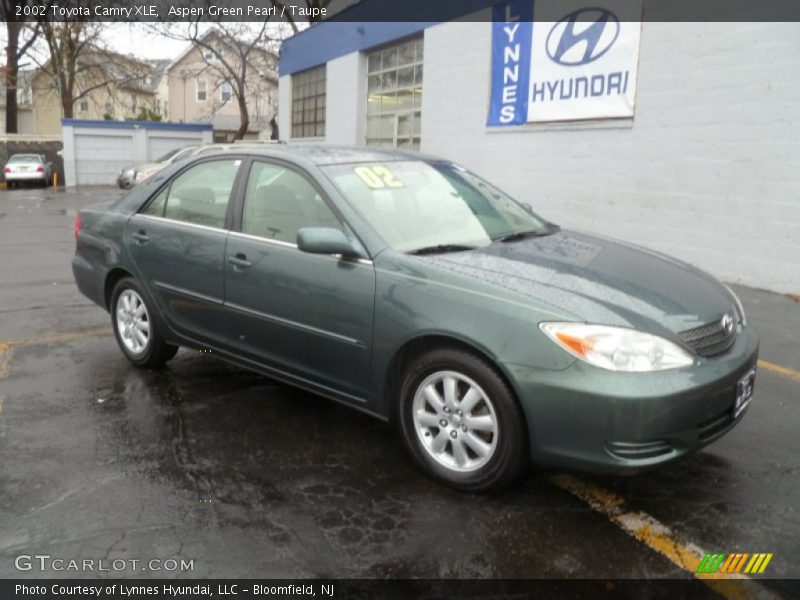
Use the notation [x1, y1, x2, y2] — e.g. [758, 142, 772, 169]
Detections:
[104, 24, 206, 60]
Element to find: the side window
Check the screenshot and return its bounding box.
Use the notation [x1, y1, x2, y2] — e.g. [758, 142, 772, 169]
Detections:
[242, 162, 340, 244]
[163, 159, 240, 228]
[141, 188, 167, 216]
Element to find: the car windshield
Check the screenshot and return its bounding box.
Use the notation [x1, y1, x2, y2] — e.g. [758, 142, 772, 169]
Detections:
[323, 161, 552, 253]
[8, 154, 41, 164]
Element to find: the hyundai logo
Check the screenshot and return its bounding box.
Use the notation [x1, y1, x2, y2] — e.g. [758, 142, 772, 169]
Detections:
[721, 313, 735, 335]
[546, 8, 620, 66]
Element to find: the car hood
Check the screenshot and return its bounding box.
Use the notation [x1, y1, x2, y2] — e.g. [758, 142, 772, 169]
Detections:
[418, 229, 736, 335]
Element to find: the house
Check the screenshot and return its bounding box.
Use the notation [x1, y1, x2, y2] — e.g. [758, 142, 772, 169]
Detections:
[0, 70, 36, 134]
[166, 30, 279, 142]
[147, 59, 172, 121]
[30, 50, 156, 136]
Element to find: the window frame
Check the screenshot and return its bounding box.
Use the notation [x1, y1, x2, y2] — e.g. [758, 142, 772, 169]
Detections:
[290, 65, 326, 139]
[196, 78, 208, 102]
[136, 155, 249, 232]
[230, 158, 368, 258]
[220, 81, 233, 103]
[365, 36, 424, 151]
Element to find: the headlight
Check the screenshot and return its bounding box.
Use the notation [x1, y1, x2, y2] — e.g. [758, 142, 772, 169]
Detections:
[540, 323, 695, 372]
[723, 284, 746, 325]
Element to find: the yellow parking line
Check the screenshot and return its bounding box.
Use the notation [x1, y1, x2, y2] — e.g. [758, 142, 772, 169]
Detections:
[550, 474, 779, 600]
[0, 328, 112, 381]
[757, 360, 800, 383]
[0, 343, 11, 381]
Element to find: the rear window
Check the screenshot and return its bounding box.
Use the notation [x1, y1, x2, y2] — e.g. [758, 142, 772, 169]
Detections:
[8, 154, 42, 164]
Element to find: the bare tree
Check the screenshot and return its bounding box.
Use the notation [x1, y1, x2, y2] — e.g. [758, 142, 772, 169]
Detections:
[33, 21, 149, 119]
[1, 0, 41, 133]
[157, 22, 286, 140]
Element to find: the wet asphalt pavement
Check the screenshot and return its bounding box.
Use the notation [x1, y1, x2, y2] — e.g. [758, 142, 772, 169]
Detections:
[0, 186, 798, 591]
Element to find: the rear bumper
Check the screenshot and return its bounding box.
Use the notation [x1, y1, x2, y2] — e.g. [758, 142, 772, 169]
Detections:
[508, 326, 759, 474]
[5, 172, 47, 181]
[72, 254, 107, 310]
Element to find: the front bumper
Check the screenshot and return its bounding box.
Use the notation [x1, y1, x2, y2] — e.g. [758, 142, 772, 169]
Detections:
[117, 176, 135, 189]
[508, 325, 759, 474]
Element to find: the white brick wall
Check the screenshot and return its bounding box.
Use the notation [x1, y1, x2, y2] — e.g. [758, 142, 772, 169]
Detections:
[421, 21, 800, 293]
[325, 52, 368, 145]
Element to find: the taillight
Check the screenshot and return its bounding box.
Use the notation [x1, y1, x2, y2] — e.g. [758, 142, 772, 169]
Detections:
[74, 214, 82, 242]
[36, 166, 45, 173]
[3, 167, 11, 174]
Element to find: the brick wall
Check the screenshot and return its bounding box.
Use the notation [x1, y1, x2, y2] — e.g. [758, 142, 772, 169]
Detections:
[421, 21, 800, 294]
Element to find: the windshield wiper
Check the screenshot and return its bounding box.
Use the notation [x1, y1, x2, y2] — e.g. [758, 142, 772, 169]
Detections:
[495, 224, 560, 243]
[407, 244, 477, 256]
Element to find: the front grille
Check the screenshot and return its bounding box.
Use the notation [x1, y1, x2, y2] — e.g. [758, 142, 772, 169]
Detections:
[606, 440, 675, 461]
[698, 408, 734, 442]
[679, 314, 737, 357]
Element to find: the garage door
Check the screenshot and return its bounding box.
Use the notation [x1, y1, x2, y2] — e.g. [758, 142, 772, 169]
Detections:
[147, 136, 198, 163]
[74, 133, 134, 185]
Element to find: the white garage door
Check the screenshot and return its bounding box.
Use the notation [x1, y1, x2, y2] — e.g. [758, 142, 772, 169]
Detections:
[147, 136, 198, 162]
[74, 133, 134, 185]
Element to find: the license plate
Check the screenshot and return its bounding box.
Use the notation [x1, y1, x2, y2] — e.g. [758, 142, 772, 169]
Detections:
[734, 368, 756, 419]
[18, 166, 29, 172]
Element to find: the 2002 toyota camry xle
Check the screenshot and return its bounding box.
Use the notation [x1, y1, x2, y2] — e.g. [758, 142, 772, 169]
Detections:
[72, 145, 758, 491]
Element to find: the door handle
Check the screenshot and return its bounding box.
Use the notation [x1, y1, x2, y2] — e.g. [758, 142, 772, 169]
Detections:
[132, 230, 150, 244]
[228, 253, 252, 269]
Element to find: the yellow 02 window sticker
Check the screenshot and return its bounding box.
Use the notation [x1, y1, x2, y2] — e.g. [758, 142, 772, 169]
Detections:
[354, 165, 405, 189]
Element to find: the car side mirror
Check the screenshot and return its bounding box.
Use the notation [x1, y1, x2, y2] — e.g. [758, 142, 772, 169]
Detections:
[297, 227, 359, 257]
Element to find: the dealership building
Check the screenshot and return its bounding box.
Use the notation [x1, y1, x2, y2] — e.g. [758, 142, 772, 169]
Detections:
[278, 1, 800, 293]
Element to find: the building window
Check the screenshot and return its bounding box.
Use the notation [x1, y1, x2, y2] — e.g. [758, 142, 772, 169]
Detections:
[366, 37, 423, 151]
[203, 46, 224, 63]
[20, 84, 32, 106]
[291, 65, 326, 138]
[196, 78, 207, 102]
[220, 81, 232, 103]
[78, 98, 89, 113]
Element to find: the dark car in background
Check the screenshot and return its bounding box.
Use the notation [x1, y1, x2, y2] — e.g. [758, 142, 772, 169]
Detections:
[72, 145, 758, 491]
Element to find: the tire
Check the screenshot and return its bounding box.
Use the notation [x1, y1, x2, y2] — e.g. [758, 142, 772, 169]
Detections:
[397, 347, 528, 492]
[110, 277, 178, 368]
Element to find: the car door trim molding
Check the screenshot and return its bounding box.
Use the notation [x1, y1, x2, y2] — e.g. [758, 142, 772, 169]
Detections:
[152, 280, 224, 306]
[134, 213, 228, 236]
[227, 230, 374, 266]
[224, 300, 365, 347]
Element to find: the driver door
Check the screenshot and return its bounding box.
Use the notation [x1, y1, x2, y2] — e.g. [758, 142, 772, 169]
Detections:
[223, 160, 375, 401]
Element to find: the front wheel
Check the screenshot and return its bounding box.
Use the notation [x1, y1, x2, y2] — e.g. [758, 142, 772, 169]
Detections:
[110, 277, 178, 368]
[398, 348, 528, 492]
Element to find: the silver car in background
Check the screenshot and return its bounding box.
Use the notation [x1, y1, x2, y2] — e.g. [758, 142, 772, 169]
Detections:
[3, 154, 53, 187]
[117, 145, 199, 189]
[117, 142, 282, 189]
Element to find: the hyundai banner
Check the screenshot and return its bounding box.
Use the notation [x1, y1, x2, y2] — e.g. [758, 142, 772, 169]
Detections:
[487, 0, 643, 125]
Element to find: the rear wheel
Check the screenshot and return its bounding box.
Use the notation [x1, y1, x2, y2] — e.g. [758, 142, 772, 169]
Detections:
[398, 348, 528, 492]
[110, 277, 178, 368]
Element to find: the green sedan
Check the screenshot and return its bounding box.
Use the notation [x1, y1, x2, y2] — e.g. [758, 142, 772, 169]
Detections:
[72, 145, 758, 491]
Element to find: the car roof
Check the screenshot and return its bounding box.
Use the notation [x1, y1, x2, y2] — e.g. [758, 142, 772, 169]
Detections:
[194, 143, 441, 166]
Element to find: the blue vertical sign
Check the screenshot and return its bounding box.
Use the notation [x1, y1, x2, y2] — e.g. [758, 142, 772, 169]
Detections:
[487, 0, 533, 126]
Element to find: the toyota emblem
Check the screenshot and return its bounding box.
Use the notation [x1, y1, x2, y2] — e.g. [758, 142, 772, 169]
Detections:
[721, 313, 735, 335]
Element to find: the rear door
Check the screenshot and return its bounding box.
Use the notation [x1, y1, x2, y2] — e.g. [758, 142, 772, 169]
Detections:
[223, 159, 376, 401]
[127, 157, 243, 348]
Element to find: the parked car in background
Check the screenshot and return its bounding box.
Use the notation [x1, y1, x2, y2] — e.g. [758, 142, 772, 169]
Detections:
[74, 145, 758, 491]
[118, 142, 279, 189]
[4, 154, 53, 187]
[118, 146, 199, 189]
